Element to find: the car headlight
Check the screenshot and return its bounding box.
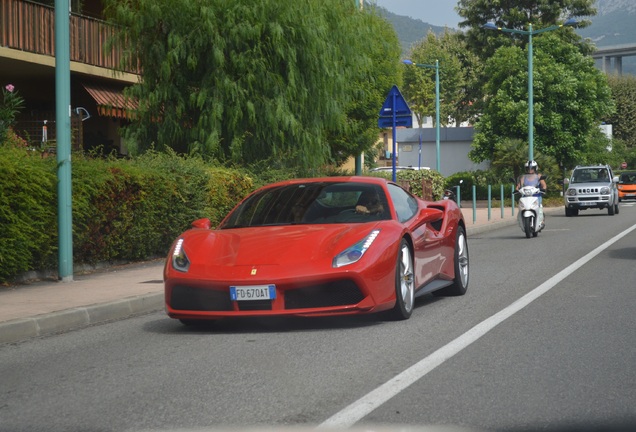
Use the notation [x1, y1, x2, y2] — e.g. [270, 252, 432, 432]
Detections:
[566, 188, 577, 196]
[171, 238, 190, 272]
[332, 230, 380, 268]
[600, 186, 610, 194]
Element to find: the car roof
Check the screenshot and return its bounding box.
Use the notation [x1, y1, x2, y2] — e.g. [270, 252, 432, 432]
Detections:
[263, 176, 390, 188]
[573, 164, 611, 169]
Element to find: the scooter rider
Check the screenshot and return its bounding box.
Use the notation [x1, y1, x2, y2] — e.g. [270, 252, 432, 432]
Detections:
[517, 160, 547, 201]
[515, 160, 547, 235]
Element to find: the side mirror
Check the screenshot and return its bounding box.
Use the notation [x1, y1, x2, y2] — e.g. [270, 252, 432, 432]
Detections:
[563, 178, 570, 185]
[419, 207, 444, 224]
[192, 218, 211, 229]
[613, 176, 619, 183]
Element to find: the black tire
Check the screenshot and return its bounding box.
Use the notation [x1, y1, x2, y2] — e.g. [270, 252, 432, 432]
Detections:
[615, 203, 620, 214]
[565, 207, 572, 217]
[523, 217, 532, 238]
[389, 239, 414, 320]
[433, 226, 469, 296]
[608, 204, 615, 215]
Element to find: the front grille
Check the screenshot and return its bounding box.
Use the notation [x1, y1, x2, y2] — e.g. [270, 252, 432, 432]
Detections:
[577, 187, 600, 194]
[238, 300, 272, 311]
[170, 285, 233, 311]
[285, 280, 364, 309]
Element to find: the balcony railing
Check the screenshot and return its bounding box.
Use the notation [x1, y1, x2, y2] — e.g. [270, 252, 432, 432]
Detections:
[0, 0, 138, 74]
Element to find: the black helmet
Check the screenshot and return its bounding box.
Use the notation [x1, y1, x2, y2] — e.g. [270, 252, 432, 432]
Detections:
[525, 160, 538, 172]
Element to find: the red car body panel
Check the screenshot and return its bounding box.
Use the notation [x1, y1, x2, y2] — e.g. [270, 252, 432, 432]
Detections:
[164, 176, 464, 320]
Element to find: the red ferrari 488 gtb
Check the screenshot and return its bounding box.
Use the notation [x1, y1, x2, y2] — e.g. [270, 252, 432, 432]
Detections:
[164, 176, 468, 324]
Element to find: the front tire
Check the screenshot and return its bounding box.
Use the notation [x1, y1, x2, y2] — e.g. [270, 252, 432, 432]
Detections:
[608, 204, 615, 215]
[523, 216, 532, 238]
[389, 239, 414, 320]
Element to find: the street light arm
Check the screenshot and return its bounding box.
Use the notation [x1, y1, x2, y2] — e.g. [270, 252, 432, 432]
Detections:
[483, 19, 580, 35]
[402, 59, 437, 70]
[532, 24, 564, 35]
[483, 22, 530, 35]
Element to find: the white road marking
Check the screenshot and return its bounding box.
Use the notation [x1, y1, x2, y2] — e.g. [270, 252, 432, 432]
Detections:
[318, 223, 636, 429]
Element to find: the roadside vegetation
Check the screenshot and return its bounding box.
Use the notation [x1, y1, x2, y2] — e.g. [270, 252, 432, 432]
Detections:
[2, 0, 636, 283]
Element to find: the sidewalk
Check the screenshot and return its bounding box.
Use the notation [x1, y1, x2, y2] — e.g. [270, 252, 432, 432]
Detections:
[0, 205, 563, 344]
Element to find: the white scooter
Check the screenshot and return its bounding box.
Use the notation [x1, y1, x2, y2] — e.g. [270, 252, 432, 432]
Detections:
[515, 184, 545, 238]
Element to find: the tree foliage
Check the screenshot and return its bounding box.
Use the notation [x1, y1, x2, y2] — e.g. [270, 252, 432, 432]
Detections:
[103, 0, 401, 171]
[456, 0, 597, 59]
[325, 9, 402, 167]
[469, 33, 614, 169]
[402, 30, 467, 128]
[604, 74, 636, 150]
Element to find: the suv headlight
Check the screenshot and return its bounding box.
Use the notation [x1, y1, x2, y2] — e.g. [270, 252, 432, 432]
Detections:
[600, 186, 610, 194]
[566, 188, 577, 196]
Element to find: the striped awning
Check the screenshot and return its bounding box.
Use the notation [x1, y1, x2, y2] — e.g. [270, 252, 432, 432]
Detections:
[82, 83, 137, 119]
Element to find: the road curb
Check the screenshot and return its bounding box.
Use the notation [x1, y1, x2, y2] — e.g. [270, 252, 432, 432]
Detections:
[0, 293, 164, 345]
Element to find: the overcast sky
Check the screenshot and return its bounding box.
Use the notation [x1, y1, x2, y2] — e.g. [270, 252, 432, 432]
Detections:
[372, 0, 461, 28]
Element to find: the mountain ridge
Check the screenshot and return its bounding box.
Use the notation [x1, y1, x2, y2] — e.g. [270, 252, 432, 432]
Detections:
[374, 1, 635, 74]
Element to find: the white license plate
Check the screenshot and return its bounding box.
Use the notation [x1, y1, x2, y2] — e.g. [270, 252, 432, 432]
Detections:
[230, 285, 276, 301]
[626, 194, 635, 197]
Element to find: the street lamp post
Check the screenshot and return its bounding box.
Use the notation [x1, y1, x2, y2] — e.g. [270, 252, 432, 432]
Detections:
[483, 19, 579, 161]
[403, 59, 440, 172]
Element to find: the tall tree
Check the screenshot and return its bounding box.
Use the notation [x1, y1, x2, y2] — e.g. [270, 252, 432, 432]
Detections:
[604, 75, 636, 150]
[469, 33, 614, 169]
[455, 0, 613, 169]
[104, 0, 401, 170]
[456, 0, 597, 59]
[325, 9, 402, 167]
[402, 30, 464, 128]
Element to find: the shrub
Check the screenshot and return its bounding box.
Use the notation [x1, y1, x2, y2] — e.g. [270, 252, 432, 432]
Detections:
[367, 169, 445, 200]
[0, 147, 57, 281]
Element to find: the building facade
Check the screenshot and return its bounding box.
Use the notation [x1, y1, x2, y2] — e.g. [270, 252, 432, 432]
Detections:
[375, 126, 489, 177]
[0, 0, 138, 154]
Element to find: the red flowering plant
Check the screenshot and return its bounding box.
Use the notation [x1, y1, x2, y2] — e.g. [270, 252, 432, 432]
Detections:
[1, 83, 25, 145]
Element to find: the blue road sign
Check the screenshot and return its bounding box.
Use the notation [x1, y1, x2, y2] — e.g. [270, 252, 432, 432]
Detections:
[377, 85, 413, 182]
[378, 85, 412, 128]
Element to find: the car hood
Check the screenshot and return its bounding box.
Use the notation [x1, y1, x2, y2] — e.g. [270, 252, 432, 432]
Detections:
[180, 223, 386, 267]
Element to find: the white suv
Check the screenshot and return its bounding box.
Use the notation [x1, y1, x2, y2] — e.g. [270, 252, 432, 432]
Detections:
[564, 165, 619, 216]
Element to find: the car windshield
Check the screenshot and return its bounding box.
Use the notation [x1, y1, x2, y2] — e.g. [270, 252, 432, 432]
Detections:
[571, 168, 610, 183]
[619, 173, 636, 184]
[219, 182, 391, 228]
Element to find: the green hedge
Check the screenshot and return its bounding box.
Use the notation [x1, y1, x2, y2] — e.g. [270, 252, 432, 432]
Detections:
[0, 148, 255, 283]
[0, 147, 57, 279]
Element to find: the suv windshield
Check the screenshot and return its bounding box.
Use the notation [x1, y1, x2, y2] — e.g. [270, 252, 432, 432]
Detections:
[571, 168, 610, 183]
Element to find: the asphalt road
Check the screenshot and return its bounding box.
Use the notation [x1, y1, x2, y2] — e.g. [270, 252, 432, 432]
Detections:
[1, 203, 635, 432]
